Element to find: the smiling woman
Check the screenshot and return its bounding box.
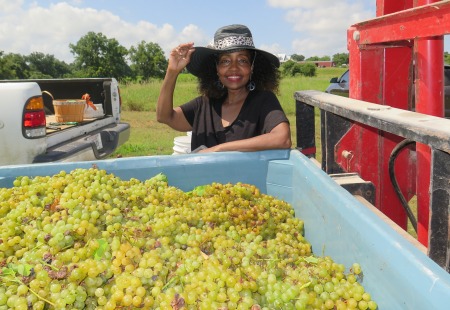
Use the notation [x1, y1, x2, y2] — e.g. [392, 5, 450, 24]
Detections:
[156, 24, 292, 154]
[116, 67, 351, 158]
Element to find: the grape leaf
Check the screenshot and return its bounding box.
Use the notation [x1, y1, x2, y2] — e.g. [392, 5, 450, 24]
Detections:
[295, 256, 319, 265]
[94, 239, 108, 260]
[303, 256, 319, 264]
[2, 263, 33, 276]
[150, 173, 168, 183]
[0, 267, 15, 276]
[192, 185, 206, 196]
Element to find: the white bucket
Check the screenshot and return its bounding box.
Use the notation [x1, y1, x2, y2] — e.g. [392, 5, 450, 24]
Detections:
[84, 104, 104, 119]
[172, 134, 191, 155]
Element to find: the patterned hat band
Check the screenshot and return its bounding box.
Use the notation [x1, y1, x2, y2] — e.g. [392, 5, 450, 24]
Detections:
[214, 36, 255, 50]
[185, 24, 280, 76]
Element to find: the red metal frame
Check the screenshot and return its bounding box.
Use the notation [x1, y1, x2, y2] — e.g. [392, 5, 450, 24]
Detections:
[345, 0, 448, 246]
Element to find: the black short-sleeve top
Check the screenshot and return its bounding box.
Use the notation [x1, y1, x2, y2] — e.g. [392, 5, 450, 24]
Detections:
[180, 90, 289, 151]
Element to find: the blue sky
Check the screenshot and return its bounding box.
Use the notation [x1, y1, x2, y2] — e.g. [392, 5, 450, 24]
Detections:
[0, 0, 447, 63]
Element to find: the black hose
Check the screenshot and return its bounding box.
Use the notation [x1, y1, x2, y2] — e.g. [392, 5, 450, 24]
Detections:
[388, 139, 418, 233]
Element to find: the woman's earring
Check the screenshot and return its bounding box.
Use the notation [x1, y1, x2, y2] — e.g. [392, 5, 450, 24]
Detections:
[216, 80, 225, 89]
[247, 81, 256, 91]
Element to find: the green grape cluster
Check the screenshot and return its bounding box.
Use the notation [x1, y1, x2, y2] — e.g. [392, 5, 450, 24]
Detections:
[0, 168, 378, 310]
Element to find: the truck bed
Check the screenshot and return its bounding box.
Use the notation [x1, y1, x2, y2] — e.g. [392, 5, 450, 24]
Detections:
[36, 113, 129, 163]
[19, 78, 129, 163]
[45, 115, 102, 134]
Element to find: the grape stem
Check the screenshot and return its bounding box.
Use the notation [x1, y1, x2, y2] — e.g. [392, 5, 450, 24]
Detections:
[40, 260, 59, 271]
[162, 275, 180, 291]
[26, 283, 57, 306]
[30, 242, 44, 252]
[298, 281, 311, 290]
[1, 275, 56, 306]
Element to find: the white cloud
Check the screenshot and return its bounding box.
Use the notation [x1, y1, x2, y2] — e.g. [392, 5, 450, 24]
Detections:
[259, 43, 284, 56]
[267, 0, 337, 9]
[292, 37, 347, 58]
[0, 0, 24, 13]
[0, 2, 209, 62]
[286, 3, 372, 33]
[267, 0, 373, 57]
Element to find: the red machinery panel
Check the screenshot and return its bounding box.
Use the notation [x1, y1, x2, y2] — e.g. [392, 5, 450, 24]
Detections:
[346, 0, 448, 245]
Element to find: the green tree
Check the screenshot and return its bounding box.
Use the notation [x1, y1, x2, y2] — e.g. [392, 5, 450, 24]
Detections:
[0, 51, 15, 79]
[306, 56, 319, 61]
[299, 63, 317, 77]
[318, 56, 331, 61]
[445, 51, 450, 65]
[332, 53, 349, 67]
[129, 41, 168, 80]
[280, 60, 297, 77]
[280, 60, 316, 77]
[70, 32, 130, 79]
[25, 52, 71, 78]
[290, 54, 305, 62]
[0, 53, 29, 79]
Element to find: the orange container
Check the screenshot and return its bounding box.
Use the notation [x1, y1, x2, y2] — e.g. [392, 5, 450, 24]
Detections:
[53, 100, 85, 122]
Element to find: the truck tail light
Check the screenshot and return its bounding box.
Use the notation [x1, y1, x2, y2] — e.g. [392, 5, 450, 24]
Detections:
[23, 96, 46, 138]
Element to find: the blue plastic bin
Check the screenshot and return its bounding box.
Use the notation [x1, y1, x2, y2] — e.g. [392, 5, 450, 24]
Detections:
[1, 149, 449, 309]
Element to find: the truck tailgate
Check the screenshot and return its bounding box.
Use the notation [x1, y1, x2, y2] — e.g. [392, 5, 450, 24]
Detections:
[35, 117, 130, 162]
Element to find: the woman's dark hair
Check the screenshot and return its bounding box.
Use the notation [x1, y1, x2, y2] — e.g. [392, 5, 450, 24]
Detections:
[195, 51, 280, 99]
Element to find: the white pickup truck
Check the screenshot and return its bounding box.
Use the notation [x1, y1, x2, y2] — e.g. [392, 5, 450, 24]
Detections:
[0, 78, 130, 166]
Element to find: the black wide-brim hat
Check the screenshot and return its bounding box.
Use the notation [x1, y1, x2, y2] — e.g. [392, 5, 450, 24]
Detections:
[186, 24, 280, 77]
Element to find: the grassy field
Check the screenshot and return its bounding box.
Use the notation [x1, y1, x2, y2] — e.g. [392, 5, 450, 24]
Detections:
[114, 67, 347, 157]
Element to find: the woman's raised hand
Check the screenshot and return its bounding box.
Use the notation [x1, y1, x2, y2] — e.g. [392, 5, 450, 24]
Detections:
[168, 42, 195, 73]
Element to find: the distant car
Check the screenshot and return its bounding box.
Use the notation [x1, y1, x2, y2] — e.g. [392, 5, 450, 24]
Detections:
[325, 69, 349, 97]
[325, 67, 450, 117]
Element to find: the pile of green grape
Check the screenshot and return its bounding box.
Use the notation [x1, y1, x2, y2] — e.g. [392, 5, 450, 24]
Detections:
[0, 167, 378, 310]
